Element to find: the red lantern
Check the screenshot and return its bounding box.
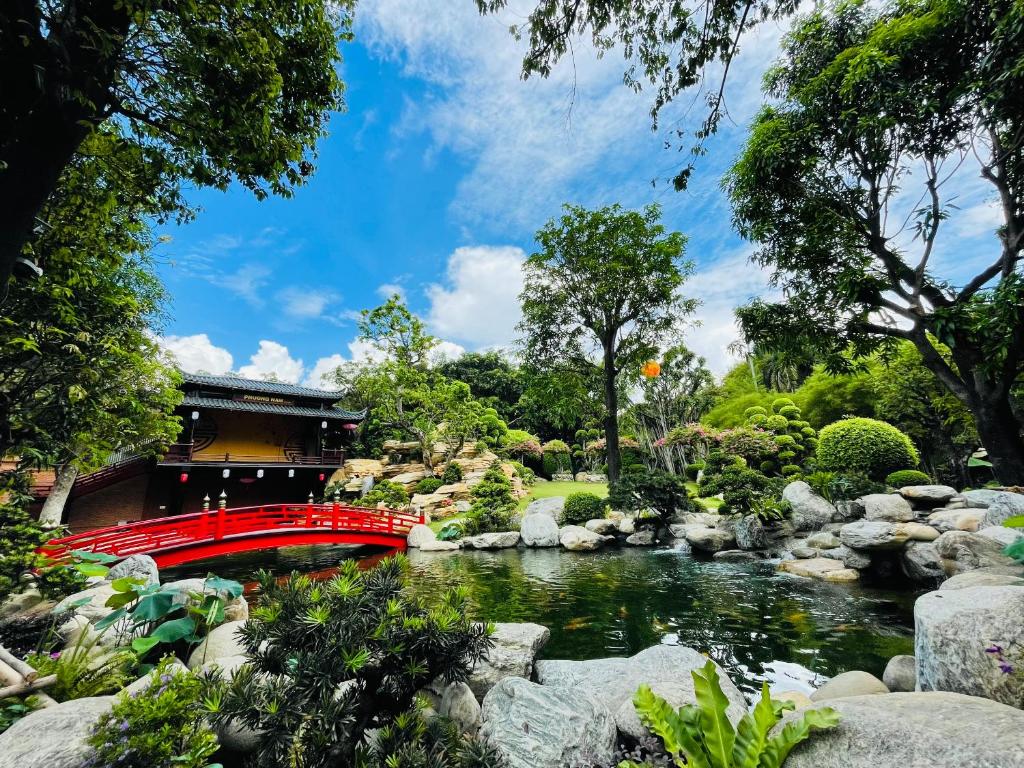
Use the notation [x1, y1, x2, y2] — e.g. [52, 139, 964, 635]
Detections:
[179, 472, 189, 484]
[642, 360, 661, 378]
[319, 473, 325, 482]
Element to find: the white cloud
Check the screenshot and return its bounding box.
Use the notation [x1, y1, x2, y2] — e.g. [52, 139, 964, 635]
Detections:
[426, 245, 526, 348]
[303, 353, 347, 389]
[376, 282, 406, 302]
[430, 340, 467, 364]
[276, 286, 339, 320]
[159, 334, 234, 375]
[237, 340, 305, 384]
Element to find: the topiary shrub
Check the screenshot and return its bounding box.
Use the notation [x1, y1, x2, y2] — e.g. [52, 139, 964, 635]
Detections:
[609, 468, 690, 527]
[816, 417, 920, 480]
[207, 557, 493, 768]
[885, 469, 932, 487]
[415, 477, 444, 495]
[440, 462, 463, 484]
[684, 462, 705, 481]
[541, 439, 571, 477]
[355, 479, 410, 510]
[462, 463, 517, 535]
[699, 464, 783, 516]
[781, 464, 802, 477]
[562, 492, 607, 525]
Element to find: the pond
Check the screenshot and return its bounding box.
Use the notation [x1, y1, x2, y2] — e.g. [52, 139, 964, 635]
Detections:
[162, 544, 918, 697]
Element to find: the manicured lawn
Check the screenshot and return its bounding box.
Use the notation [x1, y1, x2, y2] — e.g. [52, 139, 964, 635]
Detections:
[517, 480, 608, 510]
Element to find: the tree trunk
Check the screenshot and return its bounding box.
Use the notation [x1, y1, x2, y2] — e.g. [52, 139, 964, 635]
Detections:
[602, 340, 621, 483]
[38, 463, 78, 528]
[971, 395, 1024, 485]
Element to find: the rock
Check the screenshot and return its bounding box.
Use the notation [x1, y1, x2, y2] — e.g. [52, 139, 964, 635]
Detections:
[927, 509, 986, 532]
[585, 518, 617, 535]
[777, 692, 1024, 768]
[186, 620, 247, 669]
[682, 512, 724, 527]
[617, 517, 636, 535]
[883, 655, 917, 693]
[902, 542, 945, 582]
[810, 670, 889, 701]
[977, 525, 1024, 547]
[685, 526, 736, 553]
[521, 514, 560, 547]
[735, 515, 768, 550]
[454, 500, 472, 513]
[419, 539, 460, 552]
[440, 681, 482, 734]
[713, 549, 760, 562]
[105, 554, 159, 587]
[407, 524, 438, 548]
[390, 470, 427, 487]
[832, 499, 865, 522]
[805, 531, 841, 549]
[162, 578, 248, 621]
[831, 545, 872, 570]
[0, 696, 115, 768]
[962, 489, 1024, 527]
[559, 525, 608, 551]
[0, 588, 44, 619]
[916, 586, 1024, 707]
[839, 521, 911, 550]
[524, 496, 565, 521]
[935, 530, 1017, 574]
[480, 678, 616, 768]
[781, 558, 859, 582]
[902, 522, 940, 541]
[899, 485, 959, 508]
[940, 569, 1024, 590]
[463, 531, 521, 549]
[535, 644, 746, 715]
[625, 529, 656, 546]
[861, 493, 915, 522]
[672, 539, 693, 554]
[614, 679, 746, 742]
[124, 656, 188, 697]
[53, 582, 118, 623]
[468, 622, 549, 699]
[783, 482, 837, 531]
[574, 472, 608, 483]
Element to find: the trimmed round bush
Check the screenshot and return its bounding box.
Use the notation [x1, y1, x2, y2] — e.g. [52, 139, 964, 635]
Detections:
[781, 464, 802, 476]
[415, 477, 444, 495]
[744, 406, 768, 419]
[885, 469, 932, 487]
[562, 492, 608, 525]
[759, 460, 777, 474]
[778, 405, 800, 420]
[748, 413, 768, 426]
[441, 462, 463, 484]
[771, 397, 796, 412]
[816, 417, 920, 480]
[684, 462, 705, 481]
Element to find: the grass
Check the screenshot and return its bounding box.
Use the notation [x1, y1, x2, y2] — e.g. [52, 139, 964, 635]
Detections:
[517, 480, 608, 510]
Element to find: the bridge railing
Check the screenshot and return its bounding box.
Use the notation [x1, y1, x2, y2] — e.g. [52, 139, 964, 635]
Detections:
[40, 503, 425, 561]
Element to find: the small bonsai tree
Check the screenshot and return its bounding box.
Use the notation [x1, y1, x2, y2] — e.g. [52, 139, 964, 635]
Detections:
[463, 463, 517, 535]
[207, 556, 493, 768]
[608, 468, 690, 529]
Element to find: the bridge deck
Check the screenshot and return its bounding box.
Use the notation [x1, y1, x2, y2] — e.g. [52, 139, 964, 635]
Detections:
[40, 503, 423, 568]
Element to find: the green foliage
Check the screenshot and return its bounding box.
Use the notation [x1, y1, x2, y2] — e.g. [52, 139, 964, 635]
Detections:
[0, 474, 54, 603]
[542, 439, 572, 476]
[508, 461, 536, 485]
[826, 473, 888, 502]
[87, 657, 218, 768]
[416, 477, 445, 495]
[717, 427, 779, 468]
[206, 557, 493, 768]
[804, 472, 837, 503]
[28, 639, 136, 702]
[1005, 516, 1024, 565]
[624, 659, 839, 768]
[463, 463, 517, 535]
[608, 468, 690, 527]
[817, 418, 920, 480]
[885, 470, 932, 487]
[0, 696, 39, 735]
[442, 462, 464, 484]
[356, 479, 411, 510]
[437, 351, 528, 426]
[562, 492, 608, 525]
[437, 522, 465, 542]
[685, 462, 705, 481]
[700, 465, 782, 517]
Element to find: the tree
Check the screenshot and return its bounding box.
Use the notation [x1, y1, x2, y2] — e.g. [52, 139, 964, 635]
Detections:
[475, 0, 800, 189]
[0, 0, 352, 292]
[436, 350, 527, 424]
[1, 129, 182, 525]
[519, 203, 694, 481]
[726, 0, 1024, 483]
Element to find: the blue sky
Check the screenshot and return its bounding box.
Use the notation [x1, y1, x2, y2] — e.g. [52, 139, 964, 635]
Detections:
[154, 1, 1002, 388]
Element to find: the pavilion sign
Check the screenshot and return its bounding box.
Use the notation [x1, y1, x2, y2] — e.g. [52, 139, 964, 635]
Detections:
[234, 393, 295, 406]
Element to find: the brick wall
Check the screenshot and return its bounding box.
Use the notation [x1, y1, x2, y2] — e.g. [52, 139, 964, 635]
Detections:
[66, 473, 151, 533]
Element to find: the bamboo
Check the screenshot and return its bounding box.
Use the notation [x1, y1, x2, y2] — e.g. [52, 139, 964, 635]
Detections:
[0, 657, 21, 687]
[0, 673, 56, 699]
[0, 645, 38, 682]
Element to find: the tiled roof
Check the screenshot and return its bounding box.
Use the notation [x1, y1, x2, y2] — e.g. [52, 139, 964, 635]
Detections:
[182, 395, 366, 421]
[180, 372, 345, 400]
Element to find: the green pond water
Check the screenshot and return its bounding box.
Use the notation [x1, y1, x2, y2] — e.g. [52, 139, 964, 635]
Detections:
[162, 544, 918, 696]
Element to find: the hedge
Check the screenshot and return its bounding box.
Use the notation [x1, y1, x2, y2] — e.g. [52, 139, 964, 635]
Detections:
[816, 417, 920, 480]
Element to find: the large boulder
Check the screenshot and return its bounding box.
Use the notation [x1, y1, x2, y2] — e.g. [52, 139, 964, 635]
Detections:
[916, 585, 1024, 707]
[440, 681, 482, 735]
[0, 696, 114, 768]
[977, 525, 1024, 547]
[962, 489, 1024, 527]
[535, 644, 745, 715]
[187, 619, 247, 669]
[521, 513, 560, 547]
[861, 494, 915, 522]
[883, 655, 917, 693]
[902, 542, 945, 583]
[406, 524, 437, 548]
[524, 496, 565, 521]
[777, 692, 1024, 768]
[468, 622, 549, 699]
[480, 678, 616, 768]
[559, 525, 608, 551]
[783, 482, 837, 531]
[463, 531, 520, 550]
[820, 545, 872, 570]
[832, 499, 865, 523]
[899, 485, 959, 508]
[105, 554, 159, 587]
[53, 582, 118, 623]
[626, 529, 656, 546]
[735, 515, 768, 550]
[810, 670, 888, 701]
[901, 522, 940, 541]
[615, 678, 746, 742]
[839, 521, 911, 551]
[935, 530, 1017, 575]
[940, 569, 1024, 590]
[585, 518, 617, 535]
[780, 558, 859, 583]
[686, 526, 736, 553]
[805, 531, 841, 549]
[927, 509, 986, 533]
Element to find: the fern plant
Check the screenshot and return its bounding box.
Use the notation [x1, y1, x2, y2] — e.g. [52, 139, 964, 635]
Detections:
[621, 660, 839, 768]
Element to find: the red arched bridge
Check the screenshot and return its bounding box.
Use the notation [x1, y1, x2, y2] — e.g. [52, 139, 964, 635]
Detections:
[40, 504, 424, 568]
